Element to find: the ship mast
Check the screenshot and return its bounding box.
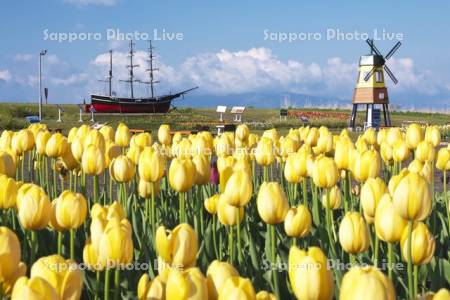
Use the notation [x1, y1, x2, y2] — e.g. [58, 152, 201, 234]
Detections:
[120, 40, 140, 98]
[142, 40, 159, 97]
[98, 50, 113, 96]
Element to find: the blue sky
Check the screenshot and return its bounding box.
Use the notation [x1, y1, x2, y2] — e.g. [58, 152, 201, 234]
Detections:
[0, 0, 449, 109]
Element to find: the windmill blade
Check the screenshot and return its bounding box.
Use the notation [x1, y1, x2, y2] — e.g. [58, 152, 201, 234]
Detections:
[384, 65, 398, 84]
[385, 42, 401, 60]
[366, 39, 382, 56]
[364, 66, 376, 82]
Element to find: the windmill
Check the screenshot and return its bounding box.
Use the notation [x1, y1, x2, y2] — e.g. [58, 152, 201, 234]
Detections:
[349, 39, 401, 130]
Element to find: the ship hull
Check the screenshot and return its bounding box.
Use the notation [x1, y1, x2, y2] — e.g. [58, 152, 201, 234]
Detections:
[88, 94, 177, 113]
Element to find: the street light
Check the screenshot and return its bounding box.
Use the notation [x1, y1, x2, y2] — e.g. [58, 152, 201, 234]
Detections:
[39, 50, 47, 121]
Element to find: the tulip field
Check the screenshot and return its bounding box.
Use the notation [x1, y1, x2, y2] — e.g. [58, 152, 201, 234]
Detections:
[0, 121, 449, 300]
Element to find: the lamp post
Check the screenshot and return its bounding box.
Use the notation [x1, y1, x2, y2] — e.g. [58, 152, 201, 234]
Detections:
[39, 50, 47, 121]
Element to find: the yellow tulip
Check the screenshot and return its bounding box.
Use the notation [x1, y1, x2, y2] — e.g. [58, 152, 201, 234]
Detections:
[126, 145, 142, 165]
[83, 238, 103, 271]
[206, 260, 239, 300]
[248, 133, 259, 150]
[304, 127, 319, 146]
[388, 168, 409, 195]
[256, 291, 277, 300]
[360, 178, 388, 223]
[53, 190, 87, 230]
[436, 147, 450, 171]
[84, 129, 106, 153]
[156, 223, 198, 269]
[105, 141, 122, 167]
[138, 179, 160, 199]
[98, 217, 134, 267]
[400, 222, 435, 265]
[35, 130, 51, 156]
[217, 193, 244, 226]
[158, 124, 172, 146]
[0, 175, 18, 209]
[115, 123, 131, 147]
[284, 205, 312, 238]
[424, 126, 441, 147]
[204, 194, 219, 215]
[334, 138, 354, 170]
[11, 129, 35, 156]
[16, 184, 50, 230]
[137, 273, 165, 300]
[284, 152, 305, 183]
[406, 123, 423, 149]
[0, 151, 16, 178]
[425, 289, 450, 300]
[415, 141, 435, 162]
[30, 254, 83, 300]
[169, 158, 196, 192]
[75, 124, 90, 139]
[236, 124, 250, 142]
[224, 170, 252, 207]
[257, 182, 289, 224]
[351, 149, 381, 182]
[132, 132, 152, 148]
[218, 276, 256, 300]
[109, 155, 136, 182]
[321, 185, 342, 210]
[0, 227, 23, 284]
[380, 142, 393, 164]
[288, 246, 334, 300]
[70, 136, 85, 163]
[0, 130, 13, 150]
[11, 276, 59, 300]
[192, 154, 211, 185]
[312, 155, 339, 188]
[262, 128, 279, 143]
[362, 128, 377, 146]
[81, 144, 105, 176]
[393, 139, 410, 162]
[340, 266, 395, 300]
[166, 268, 208, 300]
[375, 194, 407, 243]
[255, 137, 275, 166]
[280, 137, 300, 159]
[355, 137, 368, 153]
[99, 125, 115, 142]
[392, 172, 431, 221]
[45, 133, 68, 158]
[338, 212, 370, 254]
[313, 130, 333, 154]
[386, 127, 402, 147]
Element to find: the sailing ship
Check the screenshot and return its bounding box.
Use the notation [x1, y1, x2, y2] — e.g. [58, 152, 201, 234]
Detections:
[87, 40, 198, 113]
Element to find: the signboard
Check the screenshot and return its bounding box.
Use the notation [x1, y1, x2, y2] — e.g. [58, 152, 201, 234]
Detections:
[216, 106, 227, 113]
[280, 109, 288, 117]
[230, 106, 245, 114]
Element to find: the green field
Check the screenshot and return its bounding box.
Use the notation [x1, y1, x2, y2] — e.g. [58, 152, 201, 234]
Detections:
[0, 103, 449, 135]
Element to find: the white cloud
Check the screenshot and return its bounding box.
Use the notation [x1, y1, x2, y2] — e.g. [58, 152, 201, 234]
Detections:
[64, 0, 117, 6]
[15, 54, 34, 62]
[50, 73, 88, 86]
[0, 69, 12, 82]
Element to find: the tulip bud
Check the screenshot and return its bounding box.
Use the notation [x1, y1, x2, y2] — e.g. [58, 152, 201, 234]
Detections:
[236, 124, 250, 142]
[436, 147, 450, 171]
[30, 254, 83, 299]
[224, 170, 253, 207]
[335, 138, 354, 170]
[339, 212, 370, 254]
[217, 194, 244, 226]
[115, 123, 131, 147]
[81, 144, 105, 176]
[424, 126, 441, 147]
[284, 152, 304, 183]
[406, 123, 423, 149]
[53, 190, 88, 230]
[158, 124, 172, 146]
[380, 142, 393, 164]
[98, 217, 134, 267]
[257, 182, 289, 224]
[375, 194, 407, 243]
[109, 155, 136, 183]
[340, 266, 395, 300]
[168, 157, 196, 192]
[351, 149, 381, 182]
[255, 137, 275, 166]
[360, 178, 388, 223]
[392, 172, 431, 221]
[17, 184, 51, 230]
[156, 223, 198, 269]
[204, 194, 219, 215]
[35, 131, 51, 156]
[11, 276, 59, 300]
[218, 276, 256, 300]
[45, 133, 68, 158]
[313, 155, 339, 188]
[393, 139, 410, 162]
[415, 141, 435, 162]
[400, 222, 435, 265]
[321, 185, 342, 210]
[166, 267, 208, 300]
[284, 205, 312, 238]
[193, 154, 211, 185]
[11, 129, 35, 156]
[206, 260, 239, 300]
[0, 175, 18, 209]
[288, 246, 334, 300]
[138, 179, 160, 199]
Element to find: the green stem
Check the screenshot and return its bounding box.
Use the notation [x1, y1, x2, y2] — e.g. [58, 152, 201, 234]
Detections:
[263, 166, 269, 182]
[444, 171, 449, 231]
[212, 215, 219, 259]
[373, 231, 379, 267]
[236, 209, 242, 264]
[57, 231, 63, 255]
[95, 270, 100, 300]
[93, 175, 99, 203]
[388, 242, 393, 281]
[407, 221, 413, 299]
[104, 268, 110, 300]
[302, 178, 307, 207]
[114, 268, 120, 300]
[151, 185, 156, 242]
[270, 224, 280, 299]
[30, 230, 37, 266]
[70, 229, 75, 260]
[413, 265, 418, 297]
[228, 226, 234, 264]
[179, 192, 185, 223]
[52, 158, 58, 198]
[344, 172, 349, 212]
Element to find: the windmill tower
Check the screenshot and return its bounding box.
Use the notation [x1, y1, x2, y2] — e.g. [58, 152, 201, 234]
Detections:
[349, 39, 401, 130]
